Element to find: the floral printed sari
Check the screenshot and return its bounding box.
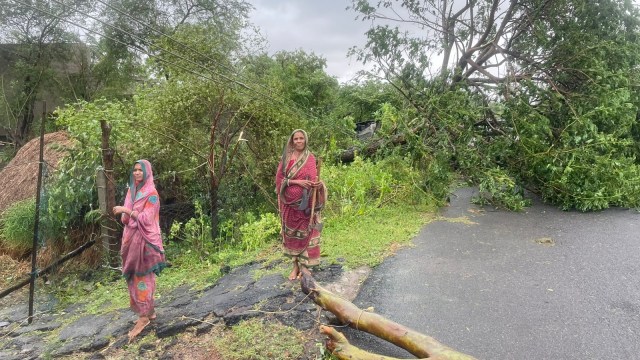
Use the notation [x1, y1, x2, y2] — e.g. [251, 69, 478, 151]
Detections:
[120, 159, 166, 317]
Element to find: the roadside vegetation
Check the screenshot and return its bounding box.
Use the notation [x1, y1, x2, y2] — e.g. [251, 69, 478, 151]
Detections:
[2, 0, 640, 358]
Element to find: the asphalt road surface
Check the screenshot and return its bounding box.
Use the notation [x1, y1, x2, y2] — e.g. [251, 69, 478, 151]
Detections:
[347, 187, 640, 359]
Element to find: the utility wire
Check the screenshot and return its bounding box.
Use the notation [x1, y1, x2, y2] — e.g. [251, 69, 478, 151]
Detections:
[89, 0, 325, 124]
[84, 0, 328, 124]
[10, 0, 226, 87]
[48, 0, 240, 88]
[94, 0, 253, 84]
[10, 0, 332, 131]
[92, 0, 320, 122]
[53, 0, 322, 123]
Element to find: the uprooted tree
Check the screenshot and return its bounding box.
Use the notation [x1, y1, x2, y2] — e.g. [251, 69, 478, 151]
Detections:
[346, 0, 640, 211]
[301, 270, 476, 359]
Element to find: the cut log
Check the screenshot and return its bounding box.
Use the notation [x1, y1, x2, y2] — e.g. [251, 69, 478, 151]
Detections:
[301, 269, 476, 359]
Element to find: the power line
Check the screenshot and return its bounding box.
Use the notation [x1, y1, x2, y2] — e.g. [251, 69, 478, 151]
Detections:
[49, 0, 249, 90]
[10, 0, 226, 87]
[83, 0, 329, 123]
[94, 0, 250, 82]
[9, 0, 330, 128]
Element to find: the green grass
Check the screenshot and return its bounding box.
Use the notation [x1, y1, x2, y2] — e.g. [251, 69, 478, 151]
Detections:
[321, 204, 436, 268]
[214, 318, 305, 360]
[32, 169, 438, 358]
[41, 241, 270, 316]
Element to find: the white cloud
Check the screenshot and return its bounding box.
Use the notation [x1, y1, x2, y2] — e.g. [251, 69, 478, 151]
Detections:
[249, 0, 372, 82]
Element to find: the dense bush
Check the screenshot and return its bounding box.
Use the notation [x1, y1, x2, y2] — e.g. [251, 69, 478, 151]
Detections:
[323, 155, 429, 216]
[0, 198, 36, 254]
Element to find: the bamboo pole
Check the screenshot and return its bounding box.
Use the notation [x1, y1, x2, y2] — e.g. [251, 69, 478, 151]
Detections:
[28, 101, 46, 324]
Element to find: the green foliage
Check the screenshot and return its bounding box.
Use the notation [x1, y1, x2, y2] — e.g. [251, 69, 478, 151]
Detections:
[0, 198, 36, 253]
[323, 156, 427, 217]
[47, 100, 134, 241]
[422, 152, 455, 203]
[472, 168, 531, 211]
[214, 318, 305, 360]
[347, 0, 640, 212]
[168, 201, 212, 252]
[498, 0, 640, 210]
[239, 213, 280, 251]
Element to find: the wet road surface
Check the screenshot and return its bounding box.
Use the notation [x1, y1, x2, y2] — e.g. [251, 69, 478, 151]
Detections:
[347, 187, 640, 359]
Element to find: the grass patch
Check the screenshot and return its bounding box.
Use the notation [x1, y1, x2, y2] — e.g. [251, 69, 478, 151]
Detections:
[214, 318, 305, 360]
[321, 205, 436, 268]
[28, 200, 436, 319]
[36, 240, 271, 316]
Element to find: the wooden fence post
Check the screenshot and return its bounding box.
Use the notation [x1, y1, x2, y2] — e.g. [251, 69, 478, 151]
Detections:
[99, 120, 119, 267]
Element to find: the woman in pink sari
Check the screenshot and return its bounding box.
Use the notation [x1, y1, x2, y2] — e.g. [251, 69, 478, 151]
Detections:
[276, 130, 326, 280]
[113, 159, 166, 342]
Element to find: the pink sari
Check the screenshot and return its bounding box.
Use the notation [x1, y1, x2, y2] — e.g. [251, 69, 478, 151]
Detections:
[119, 159, 166, 317]
[275, 130, 326, 267]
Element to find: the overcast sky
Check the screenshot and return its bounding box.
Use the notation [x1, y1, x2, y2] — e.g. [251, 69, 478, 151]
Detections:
[249, 0, 372, 83]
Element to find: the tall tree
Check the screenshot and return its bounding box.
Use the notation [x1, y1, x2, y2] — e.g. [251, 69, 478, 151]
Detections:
[0, 0, 89, 145]
[348, 0, 640, 210]
[90, 0, 254, 96]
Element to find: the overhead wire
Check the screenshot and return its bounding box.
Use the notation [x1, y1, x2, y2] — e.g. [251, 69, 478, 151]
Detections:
[93, 0, 255, 83]
[10, 0, 227, 87]
[70, 0, 330, 124]
[87, 0, 332, 124]
[90, 0, 329, 124]
[47, 0, 246, 89]
[9, 0, 354, 145]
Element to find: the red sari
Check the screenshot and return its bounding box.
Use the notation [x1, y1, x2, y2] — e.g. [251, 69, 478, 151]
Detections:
[276, 130, 325, 267]
[119, 159, 166, 317]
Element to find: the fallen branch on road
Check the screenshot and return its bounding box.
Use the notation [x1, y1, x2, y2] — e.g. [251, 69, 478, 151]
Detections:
[300, 269, 476, 359]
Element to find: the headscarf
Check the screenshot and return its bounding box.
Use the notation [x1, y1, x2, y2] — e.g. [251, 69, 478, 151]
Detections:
[121, 159, 162, 249]
[126, 159, 156, 204]
[279, 129, 310, 179]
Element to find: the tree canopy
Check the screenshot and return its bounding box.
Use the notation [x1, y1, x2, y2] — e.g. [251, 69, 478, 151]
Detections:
[348, 0, 640, 210]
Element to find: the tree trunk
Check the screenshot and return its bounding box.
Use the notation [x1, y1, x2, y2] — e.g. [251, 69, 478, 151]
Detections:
[209, 121, 219, 241]
[301, 270, 476, 360]
[209, 178, 219, 241]
[100, 120, 119, 266]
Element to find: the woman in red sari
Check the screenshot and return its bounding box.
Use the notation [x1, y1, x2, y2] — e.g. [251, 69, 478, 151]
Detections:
[113, 159, 166, 342]
[276, 130, 326, 280]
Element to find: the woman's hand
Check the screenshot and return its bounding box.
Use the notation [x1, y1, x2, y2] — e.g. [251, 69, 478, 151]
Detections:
[291, 179, 315, 189]
[113, 206, 129, 215]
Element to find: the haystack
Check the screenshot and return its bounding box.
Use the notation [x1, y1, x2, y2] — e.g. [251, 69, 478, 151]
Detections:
[0, 131, 75, 215]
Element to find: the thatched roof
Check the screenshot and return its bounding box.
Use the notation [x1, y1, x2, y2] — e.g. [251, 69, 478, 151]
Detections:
[0, 131, 75, 215]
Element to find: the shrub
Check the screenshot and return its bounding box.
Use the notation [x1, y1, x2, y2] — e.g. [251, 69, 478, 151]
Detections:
[168, 200, 212, 252]
[239, 212, 280, 251]
[0, 198, 37, 254]
[323, 155, 427, 216]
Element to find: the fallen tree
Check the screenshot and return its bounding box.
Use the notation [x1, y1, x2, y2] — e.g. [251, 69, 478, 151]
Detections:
[301, 269, 476, 359]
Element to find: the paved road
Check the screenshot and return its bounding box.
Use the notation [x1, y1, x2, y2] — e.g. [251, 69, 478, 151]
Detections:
[347, 187, 640, 359]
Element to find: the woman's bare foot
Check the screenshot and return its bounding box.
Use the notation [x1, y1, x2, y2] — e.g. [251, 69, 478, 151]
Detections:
[130, 312, 155, 324]
[288, 262, 300, 281]
[128, 316, 151, 343]
[299, 266, 311, 278]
